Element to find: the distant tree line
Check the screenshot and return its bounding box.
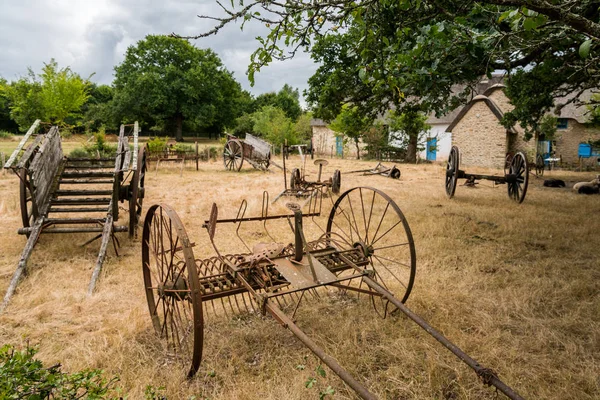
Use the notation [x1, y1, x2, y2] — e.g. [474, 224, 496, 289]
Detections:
[0, 35, 309, 144]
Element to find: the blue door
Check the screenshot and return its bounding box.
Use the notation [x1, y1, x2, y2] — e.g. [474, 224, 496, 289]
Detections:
[426, 137, 437, 161]
[335, 136, 344, 156]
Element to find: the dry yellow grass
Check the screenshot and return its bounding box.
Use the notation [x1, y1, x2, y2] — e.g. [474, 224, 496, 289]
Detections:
[0, 156, 599, 399]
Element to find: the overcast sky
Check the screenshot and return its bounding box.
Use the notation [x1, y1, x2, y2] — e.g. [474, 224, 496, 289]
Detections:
[0, 0, 318, 106]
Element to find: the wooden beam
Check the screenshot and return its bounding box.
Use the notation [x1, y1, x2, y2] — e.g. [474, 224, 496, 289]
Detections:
[87, 210, 114, 295]
[4, 119, 41, 169]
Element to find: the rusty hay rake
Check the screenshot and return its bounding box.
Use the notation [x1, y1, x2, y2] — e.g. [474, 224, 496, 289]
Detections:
[446, 146, 529, 203]
[346, 162, 401, 179]
[142, 186, 524, 400]
[1, 120, 147, 313]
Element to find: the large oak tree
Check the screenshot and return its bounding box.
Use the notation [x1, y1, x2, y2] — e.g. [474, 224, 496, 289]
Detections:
[113, 35, 243, 141]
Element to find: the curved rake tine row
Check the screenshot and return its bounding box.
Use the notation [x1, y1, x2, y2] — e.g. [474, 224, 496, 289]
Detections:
[445, 146, 529, 203]
[142, 187, 524, 400]
[1, 121, 147, 313]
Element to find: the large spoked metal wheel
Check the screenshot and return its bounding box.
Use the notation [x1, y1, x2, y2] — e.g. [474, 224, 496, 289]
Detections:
[142, 204, 203, 378]
[19, 169, 37, 237]
[445, 146, 459, 198]
[331, 169, 341, 194]
[223, 139, 244, 171]
[389, 166, 401, 179]
[290, 168, 301, 190]
[326, 187, 416, 308]
[507, 152, 529, 203]
[535, 154, 544, 177]
[129, 147, 148, 239]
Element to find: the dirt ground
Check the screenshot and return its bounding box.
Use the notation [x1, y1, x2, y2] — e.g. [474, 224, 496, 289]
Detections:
[0, 155, 598, 399]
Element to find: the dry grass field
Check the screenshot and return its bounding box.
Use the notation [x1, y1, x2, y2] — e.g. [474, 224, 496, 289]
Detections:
[0, 154, 598, 399]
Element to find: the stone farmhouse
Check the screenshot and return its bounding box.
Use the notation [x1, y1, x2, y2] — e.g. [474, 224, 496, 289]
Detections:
[311, 76, 600, 168]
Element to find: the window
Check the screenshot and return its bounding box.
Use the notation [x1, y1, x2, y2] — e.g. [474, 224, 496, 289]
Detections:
[556, 118, 569, 130]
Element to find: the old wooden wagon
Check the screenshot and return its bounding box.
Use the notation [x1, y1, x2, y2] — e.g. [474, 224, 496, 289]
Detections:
[1, 120, 147, 313]
[223, 133, 272, 171]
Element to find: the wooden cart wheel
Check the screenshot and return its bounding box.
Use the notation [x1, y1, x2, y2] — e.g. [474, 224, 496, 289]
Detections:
[223, 139, 244, 171]
[142, 204, 203, 378]
[507, 152, 529, 203]
[445, 146, 459, 198]
[389, 166, 401, 179]
[326, 187, 416, 305]
[19, 169, 38, 237]
[129, 147, 148, 239]
[331, 169, 341, 194]
[290, 168, 301, 190]
[535, 154, 544, 177]
[504, 153, 513, 176]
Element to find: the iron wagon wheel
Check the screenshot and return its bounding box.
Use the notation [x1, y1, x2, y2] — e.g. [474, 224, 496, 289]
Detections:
[331, 169, 341, 194]
[389, 166, 401, 179]
[535, 154, 544, 176]
[507, 152, 529, 203]
[223, 139, 244, 171]
[142, 204, 203, 378]
[325, 187, 416, 309]
[129, 147, 148, 239]
[290, 168, 301, 190]
[19, 169, 38, 237]
[445, 146, 459, 198]
[504, 153, 513, 176]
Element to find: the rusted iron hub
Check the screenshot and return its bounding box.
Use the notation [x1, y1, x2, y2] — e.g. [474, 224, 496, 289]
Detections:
[353, 241, 373, 257]
[158, 276, 188, 299]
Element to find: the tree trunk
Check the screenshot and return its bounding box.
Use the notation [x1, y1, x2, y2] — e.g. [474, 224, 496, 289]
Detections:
[355, 139, 361, 160]
[406, 132, 418, 163]
[174, 114, 184, 142]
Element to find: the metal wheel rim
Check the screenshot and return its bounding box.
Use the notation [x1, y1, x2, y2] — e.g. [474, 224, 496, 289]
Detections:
[445, 146, 459, 198]
[535, 154, 544, 177]
[19, 169, 37, 237]
[130, 147, 148, 238]
[325, 187, 416, 305]
[508, 152, 529, 203]
[332, 170, 341, 194]
[290, 168, 300, 190]
[142, 204, 203, 378]
[223, 139, 243, 171]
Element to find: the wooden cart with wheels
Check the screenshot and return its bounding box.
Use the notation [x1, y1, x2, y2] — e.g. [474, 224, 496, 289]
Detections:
[446, 146, 529, 203]
[1, 120, 148, 313]
[223, 133, 273, 171]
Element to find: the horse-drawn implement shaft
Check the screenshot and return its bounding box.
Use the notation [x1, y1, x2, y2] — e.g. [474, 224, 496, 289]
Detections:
[0, 218, 43, 313]
[337, 252, 524, 400]
[266, 302, 378, 400]
[88, 210, 115, 295]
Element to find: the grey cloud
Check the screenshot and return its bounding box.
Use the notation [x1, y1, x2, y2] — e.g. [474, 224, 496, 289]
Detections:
[0, 0, 318, 105]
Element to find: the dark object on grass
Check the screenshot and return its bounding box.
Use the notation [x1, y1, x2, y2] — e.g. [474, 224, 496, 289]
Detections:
[543, 179, 566, 188]
[578, 185, 599, 194]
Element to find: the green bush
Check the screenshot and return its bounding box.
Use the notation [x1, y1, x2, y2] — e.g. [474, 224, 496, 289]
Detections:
[0, 344, 121, 399]
[146, 137, 168, 154]
[69, 148, 90, 158]
[68, 132, 117, 159]
[0, 131, 13, 139]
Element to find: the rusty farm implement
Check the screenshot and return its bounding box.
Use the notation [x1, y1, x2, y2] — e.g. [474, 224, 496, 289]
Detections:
[446, 146, 529, 203]
[346, 162, 402, 179]
[273, 143, 341, 203]
[141, 187, 524, 399]
[1, 120, 147, 313]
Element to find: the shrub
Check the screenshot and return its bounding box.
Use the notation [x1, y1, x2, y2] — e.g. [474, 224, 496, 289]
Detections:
[172, 143, 194, 153]
[69, 148, 90, 158]
[0, 131, 13, 139]
[0, 344, 121, 399]
[146, 137, 168, 154]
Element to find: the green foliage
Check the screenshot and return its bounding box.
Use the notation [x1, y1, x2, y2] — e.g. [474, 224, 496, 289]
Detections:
[145, 384, 167, 399]
[303, 364, 335, 399]
[232, 113, 256, 136]
[387, 109, 430, 163]
[329, 104, 373, 159]
[4, 59, 90, 130]
[113, 35, 244, 141]
[172, 143, 194, 153]
[253, 84, 303, 121]
[0, 78, 18, 132]
[0, 344, 120, 399]
[196, 0, 600, 145]
[252, 105, 297, 148]
[362, 123, 388, 159]
[146, 137, 169, 153]
[69, 132, 117, 158]
[0, 130, 13, 139]
[294, 112, 313, 142]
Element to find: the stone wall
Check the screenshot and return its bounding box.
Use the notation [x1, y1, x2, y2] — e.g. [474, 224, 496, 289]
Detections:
[554, 121, 600, 166]
[311, 126, 366, 159]
[451, 100, 508, 169]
